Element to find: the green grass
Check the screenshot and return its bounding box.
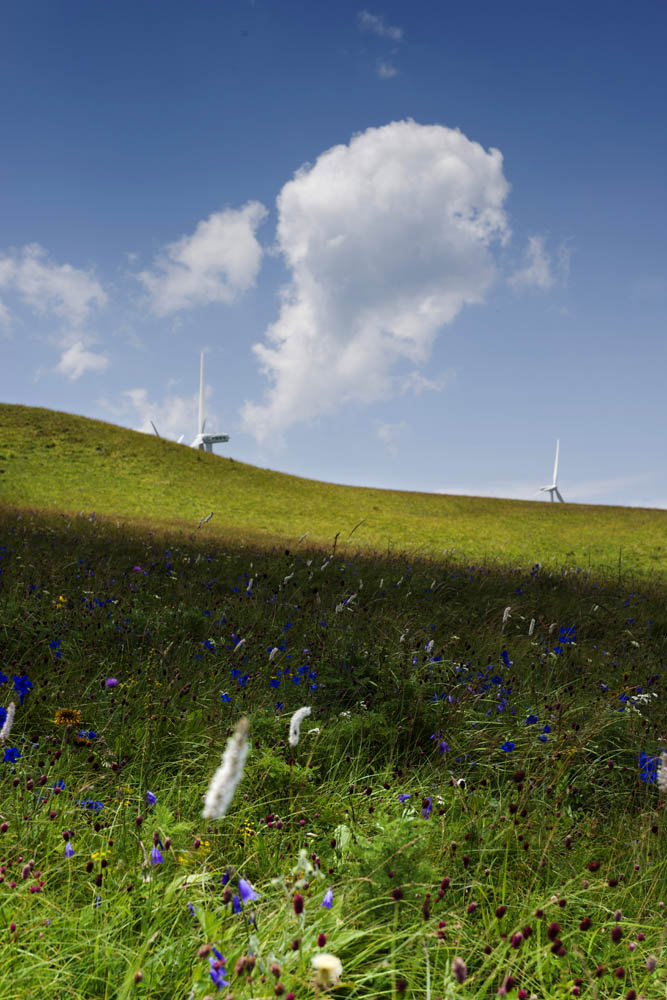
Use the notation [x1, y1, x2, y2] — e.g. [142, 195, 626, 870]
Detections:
[1, 403, 665, 582]
[0, 405, 666, 998]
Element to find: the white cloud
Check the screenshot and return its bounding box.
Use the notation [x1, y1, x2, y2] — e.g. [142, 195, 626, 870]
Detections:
[377, 59, 398, 78]
[138, 202, 268, 315]
[0, 243, 107, 325]
[376, 420, 408, 456]
[0, 298, 10, 327]
[241, 120, 510, 443]
[56, 340, 109, 380]
[508, 235, 554, 289]
[357, 10, 403, 41]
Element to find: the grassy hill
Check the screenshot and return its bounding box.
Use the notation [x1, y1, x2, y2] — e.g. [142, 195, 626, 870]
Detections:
[1, 402, 665, 582]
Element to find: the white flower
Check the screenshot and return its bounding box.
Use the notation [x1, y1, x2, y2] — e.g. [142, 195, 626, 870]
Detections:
[202, 717, 249, 819]
[311, 953, 343, 988]
[289, 706, 312, 746]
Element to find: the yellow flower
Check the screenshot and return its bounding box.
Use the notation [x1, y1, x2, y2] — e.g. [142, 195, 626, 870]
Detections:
[57, 595, 67, 604]
[54, 708, 82, 726]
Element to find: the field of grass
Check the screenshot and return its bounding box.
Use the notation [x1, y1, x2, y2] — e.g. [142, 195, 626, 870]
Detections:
[0, 497, 665, 999]
[1, 403, 665, 583]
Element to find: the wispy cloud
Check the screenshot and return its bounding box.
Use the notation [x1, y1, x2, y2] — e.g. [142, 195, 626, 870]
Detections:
[241, 120, 509, 444]
[509, 234, 571, 290]
[357, 10, 403, 41]
[137, 202, 267, 315]
[0, 243, 107, 326]
[376, 420, 409, 456]
[376, 59, 398, 78]
[56, 339, 109, 380]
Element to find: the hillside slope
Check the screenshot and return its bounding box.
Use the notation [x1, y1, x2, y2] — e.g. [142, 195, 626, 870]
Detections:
[1, 403, 665, 580]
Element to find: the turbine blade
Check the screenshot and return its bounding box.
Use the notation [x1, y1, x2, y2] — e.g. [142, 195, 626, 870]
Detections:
[553, 439, 560, 485]
[556, 489, 565, 503]
[177, 434, 184, 444]
[198, 351, 205, 435]
[150, 421, 160, 438]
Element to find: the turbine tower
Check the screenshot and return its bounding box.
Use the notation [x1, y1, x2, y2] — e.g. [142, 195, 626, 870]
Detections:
[191, 352, 230, 453]
[538, 439, 565, 502]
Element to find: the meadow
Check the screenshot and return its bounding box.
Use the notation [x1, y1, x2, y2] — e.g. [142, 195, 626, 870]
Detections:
[0, 502, 665, 1000]
[0, 405, 666, 999]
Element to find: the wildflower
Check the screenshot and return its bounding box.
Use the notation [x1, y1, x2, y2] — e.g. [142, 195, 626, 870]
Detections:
[451, 957, 467, 984]
[288, 706, 311, 747]
[201, 716, 250, 819]
[525, 714, 538, 725]
[232, 895, 242, 914]
[105, 678, 118, 688]
[146, 791, 156, 807]
[293, 893, 304, 914]
[238, 878, 259, 904]
[209, 947, 229, 990]
[64, 842, 74, 858]
[501, 741, 515, 753]
[638, 750, 660, 784]
[398, 793, 411, 803]
[3, 747, 21, 763]
[13, 675, 32, 706]
[321, 888, 334, 909]
[151, 846, 163, 864]
[54, 708, 82, 726]
[311, 953, 343, 988]
[0, 703, 15, 743]
[421, 796, 433, 818]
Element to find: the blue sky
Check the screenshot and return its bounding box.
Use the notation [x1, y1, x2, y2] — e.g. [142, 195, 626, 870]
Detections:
[2, 0, 665, 508]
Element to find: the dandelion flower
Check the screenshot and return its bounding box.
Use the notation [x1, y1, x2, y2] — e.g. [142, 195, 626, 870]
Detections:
[311, 953, 343, 988]
[0, 702, 16, 743]
[202, 717, 249, 819]
[54, 708, 82, 726]
[289, 706, 311, 746]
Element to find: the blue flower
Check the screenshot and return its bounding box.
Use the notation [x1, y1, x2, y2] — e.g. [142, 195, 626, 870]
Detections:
[542, 725, 552, 734]
[0, 707, 5, 728]
[188, 902, 196, 916]
[501, 650, 511, 668]
[539, 734, 548, 742]
[238, 878, 259, 904]
[209, 947, 229, 990]
[4, 747, 21, 763]
[398, 793, 411, 803]
[146, 790, 156, 806]
[220, 692, 231, 703]
[0, 672, 8, 684]
[321, 888, 334, 909]
[151, 846, 163, 864]
[525, 715, 538, 725]
[78, 799, 104, 812]
[221, 870, 231, 886]
[232, 895, 242, 914]
[421, 796, 433, 818]
[501, 741, 515, 752]
[12, 675, 32, 706]
[638, 750, 659, 784]
[64, 842, 74, 858]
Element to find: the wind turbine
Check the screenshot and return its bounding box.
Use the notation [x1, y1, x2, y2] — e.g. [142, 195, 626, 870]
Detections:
[150, 420, 184, 444]
[538, 439, 565, 502]
[191, 352, 229, 453]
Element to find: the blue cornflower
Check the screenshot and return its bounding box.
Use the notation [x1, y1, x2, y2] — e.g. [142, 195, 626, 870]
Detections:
[12, 675, 32, 706]
[525, 715, 539, 725]
[398, 793, 411, 803]
[501, 741, 515, 752]
[151, 846, 163, 864]
[269, 677, 280, 689]
[238, 878, 259, 904]
[421, 796, 433, 818]
[209, 948, 229, 990]
[64, 842, 74, 858]
[321, 888, 334, 909]
[4, 747, 21, 763]
[146, 790, 157, 806]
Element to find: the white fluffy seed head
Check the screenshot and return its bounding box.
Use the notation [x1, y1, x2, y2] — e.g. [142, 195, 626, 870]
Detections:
[289, 706, 312, 747]
[0, 702, 16, 743]
[657, 752, 667, 795]
[311, 953, 343, 987]
[201, 717, 249, 819]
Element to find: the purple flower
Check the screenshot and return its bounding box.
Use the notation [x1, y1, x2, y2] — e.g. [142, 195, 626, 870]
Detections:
[146, 790, 156, 806]
[398, 793, 411, 803]
[422, 796, 433, 818]
[232, 895, 242, 914]
[151, 846, 163, 864]
[525, 715, 539, 725]
[132, 566, 143, 573]
[238, 878, 259, 904]
[188, 902, 196, 916]
[209, 947, 229, 990]
[321, 888, 334, 909]
[501, 741, 515, 752]
[221, 870, 231, 886]
[105, 678, 118, 689]
[439, 741, 450, 753]
[64, 842, 74, 858]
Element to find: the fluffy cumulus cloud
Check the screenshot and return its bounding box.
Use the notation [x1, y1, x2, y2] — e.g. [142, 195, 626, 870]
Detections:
[138, 202, 268, 315]
[0, 243, 107, 326]
[56, 339, 109, 380]
[241, 120, 510, 443]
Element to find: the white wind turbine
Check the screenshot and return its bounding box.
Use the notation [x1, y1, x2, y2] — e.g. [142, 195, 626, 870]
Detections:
[191, 352, 229, 453]
[538, 439, 565, 502]
[149, 420, 184, 444]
